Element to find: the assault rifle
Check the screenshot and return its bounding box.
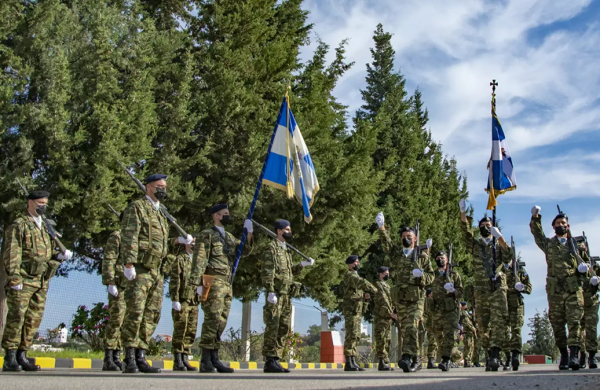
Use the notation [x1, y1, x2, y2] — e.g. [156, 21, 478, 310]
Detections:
[250, 219, 311, 262]
[107, 203, 121, 218]
[511, 236, 519, 283]
[447, 243, 454, 283]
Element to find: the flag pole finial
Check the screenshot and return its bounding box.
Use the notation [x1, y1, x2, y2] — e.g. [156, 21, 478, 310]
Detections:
[490, 79, 498, 95]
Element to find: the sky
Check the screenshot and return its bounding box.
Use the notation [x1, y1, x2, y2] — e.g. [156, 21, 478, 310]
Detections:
[40, 0, 600, 345]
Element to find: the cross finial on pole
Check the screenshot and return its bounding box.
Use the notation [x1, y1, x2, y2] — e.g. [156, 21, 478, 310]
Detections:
[490, 79, 498, 94]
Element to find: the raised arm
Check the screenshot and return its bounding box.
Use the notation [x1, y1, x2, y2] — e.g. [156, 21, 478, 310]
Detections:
[529, 206, 548, 253]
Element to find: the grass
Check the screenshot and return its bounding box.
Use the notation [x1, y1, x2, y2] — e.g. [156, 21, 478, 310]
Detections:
[27, 349, 104, 360]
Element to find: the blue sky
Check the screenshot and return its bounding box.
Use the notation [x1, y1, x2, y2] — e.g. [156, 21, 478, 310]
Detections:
[41, 0, 600, 343]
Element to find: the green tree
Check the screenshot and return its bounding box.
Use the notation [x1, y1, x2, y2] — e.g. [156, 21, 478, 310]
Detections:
[527, 310, 559, 361]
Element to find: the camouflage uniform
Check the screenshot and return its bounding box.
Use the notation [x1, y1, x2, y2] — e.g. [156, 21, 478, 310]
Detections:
[374, 279, 394, 363]
[461, 218, 513, 351]
[379, 230, 434, 357]
[261, 240, 303, 358]
[102, 231, 126, 350]
[2, 214, 60, 351]
[170, 245, 199, 355]
[342, 270, 376, 356]
[503, 265, 532, 355]
[119, 198, 170, 351]
[430, 268, 463, 358]
[461, 310, 477, 363]
[424, 296, 437, 358]
[579, 251, 599, 354]
[530, 215, 584, 349]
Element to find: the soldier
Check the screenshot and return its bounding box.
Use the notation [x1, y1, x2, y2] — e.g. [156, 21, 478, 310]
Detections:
[425, 288, 437, 369]
[2, 190, 73, 372]
[473, 335, 483, 367]
[342, 255, 377, 372]
[578, 243, 599, 369]
[119, 174, 192, 374]
[530, 205, 587, 370]
[459, 302, 477, 367]
[502, 258, 532, 371]
[430, 250, 463, 371]
[261, 220, 314, 373]
[170, 238, 199, 372]
[191, 203, 253, 373]
[459, 200, 513, 371]
[376, 212, 434, 373]
[374, 266, 397, 371]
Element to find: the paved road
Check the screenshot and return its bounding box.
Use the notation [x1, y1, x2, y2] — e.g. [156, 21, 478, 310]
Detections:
[2, 365, 600, 390]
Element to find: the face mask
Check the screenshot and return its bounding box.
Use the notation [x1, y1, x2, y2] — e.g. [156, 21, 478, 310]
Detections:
[555, 226, 568, 236]
[154, 187, 167, 200]
[479, 226, 491, 237]
[435, 259, 445, 268]
[282, 232, 293, 241]
[383, 275, 389, 281]
[402, 237, 413, 248]
[221, 215, 232, 225]
[35, 205, 47, 216]
[353, 264, 359, 271]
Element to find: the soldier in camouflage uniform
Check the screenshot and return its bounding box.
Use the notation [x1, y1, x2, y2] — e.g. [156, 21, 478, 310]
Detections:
[501, 259, 532, 371]
[191, 203, 253, 373]
[374, 266, 397, 371]
[459, 199, 513, 371]
[102, 227, 125, 371]
[2, 190, 73, 372]
[261, 220, 314, 373]
[530, 206, 586, 370]
[170, 239, 199, 372]
[578, 244, 599, 369]
[342, 255, 377, 371]
[430, 250, 463, 371]
[459, 302, 477, 367]
[376, 212, 434, 373]
[424, 288, 438, 369]
[119, 174, 192, 374]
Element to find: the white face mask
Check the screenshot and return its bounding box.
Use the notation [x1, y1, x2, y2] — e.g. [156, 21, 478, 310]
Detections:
[403, 248, 413, 257]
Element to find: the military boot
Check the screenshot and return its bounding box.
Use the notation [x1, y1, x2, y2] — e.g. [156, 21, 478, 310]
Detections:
[344, 356, 359, 371]
[474, 361, 481, 367]
[559, 347, 569, 370]
[438, 356, 451, 372]
[580, 350, 587, 369]
[511, 351, 520, 371]
[264, 357, 285, 373]
[2, 349, 22, 372]
[102, 349, 120, 371]
[378, 358, 392, 371]
[427, 357, 437, 369]
[503, 351, 511, 371]
[351, 356, 365, 371]
[173, 353, 187, 371]
[136, 349, 161, 373]
[211, 349, 234, 373]
[488, 347, 500, 372]
[409, 355, 421, 372]
[16, 350, 40, 371]
[200, 348, 217, 373]
[398, 354, 412, 373]
[589, 351, 598, 369]
[113, 350, 124, 370]
[464, 360, 472, 368]
[122, 347, 139, 373]
[181, 354, 198, 371]
[274, 357, 290, 373]
[568, 346, 580, 371]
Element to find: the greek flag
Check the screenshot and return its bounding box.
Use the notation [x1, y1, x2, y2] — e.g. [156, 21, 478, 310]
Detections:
[263, 97, 320, 222]
[486, 97, 517, 210]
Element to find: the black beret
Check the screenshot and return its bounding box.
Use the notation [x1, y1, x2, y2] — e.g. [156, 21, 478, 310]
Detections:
[346, 255, 359, 264]
[209, 203, 228, 214]
[144, 174, 168, 183]
[460, 301, 467, 306]
[479, 216, 492, 226]
[377, 266, 389, 274]
[426, 288, 432, 295]
[435, 250, 447, 258]
[274, 220, 291, 230]
[552, 213, 568, 226]
[28, 190, 50, 200]
[399, 226, 415, 235]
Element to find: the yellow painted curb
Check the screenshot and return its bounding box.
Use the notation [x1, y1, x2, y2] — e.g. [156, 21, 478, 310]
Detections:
[163, 360, 174, 370]
[247, 362, 257, 369]
[35, 357, 57, 368]
[229, 362, 240, 369]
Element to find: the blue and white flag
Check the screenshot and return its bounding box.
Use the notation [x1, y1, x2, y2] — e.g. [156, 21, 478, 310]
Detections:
[263, 97, 319, 222]
[486, 97, 517, 210]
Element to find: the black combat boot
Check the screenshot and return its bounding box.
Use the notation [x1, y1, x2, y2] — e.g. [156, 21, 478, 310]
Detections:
[409, 355, 421, 372]
[378, 358, 392, 371]
[200, 348, 217, 373]
[580, 350, 587, 369]
[427, 357, 437, 369]
[2, 349, 22, 372]
[16, 350, 40, 371]
[113, 350, 124, 370]
[559, 347, 569, 370]
[102, 349, 120, 371]
[511, 350, 520, 371]
[398, 354, 412, 373]
[181, 353, 198, 371]
[568, 346, 580, 371]
[122, 347, 139, 373]
[488, 347, 500, 372]
[464, 360, 472, 368]
[503, 351, 511, 371]
[351, 356, 365, 371]
[438, 356, 451, 372]
[211, 349, 234, 373]
[173, 353, 187, 371]
[589, 351, 598, 369]
[136, 349, 161, 373]
[264, 357, 285, 373]
[274, 357, 290, 373]
[344, 356, 359, 371]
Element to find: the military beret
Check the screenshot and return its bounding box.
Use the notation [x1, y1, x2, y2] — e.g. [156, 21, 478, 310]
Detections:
[274, 220, 291, 230]
[28, 190, 50, 200]
[435, 250, 447, 258]
[144, 174, 168, 184]
[426, 288, 432, 295]
[209, 203, 228, 214]
[346, 255, 359, 264]
[552, 213, 568, 225]
[377, 266, 389, 274]
[399, 226, 415, 235]
[479, 216, 492, 226]
[460, 301, 467, 306]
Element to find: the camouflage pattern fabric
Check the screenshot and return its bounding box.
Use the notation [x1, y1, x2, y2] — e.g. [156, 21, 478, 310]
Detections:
[424, 296, 437, 358]
[342, 270, 376, 356]
[502, 267, 531, 354]
[102, 231, 126, 350]
[172, 302, 199, 354]
[580, 292, 599, 352]
[170, 245, 200, 354]
[473, 288, 508, 351]
[430, 269, 463, 358]
[2, 284, 48, 350]
[374, 279, 394, 362]
[263, 293, 293, 358]
[199, 277, 232, 350]
[461, 310, 477, 362]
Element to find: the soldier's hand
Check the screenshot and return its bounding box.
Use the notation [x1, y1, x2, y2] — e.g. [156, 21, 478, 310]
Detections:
[172, 301, 182, 312]
[412, 269, 423, 278]
[490, 227, 502, 239]
[459, 199, 467, 213]
[244, 219, 254, 233]
[10, 284, 23, 291]
[531, 205, 541, 216]
[196, 286, 203, 296]
[515, 282, 524, 292]
[444, 282, 455, 293]
[578, 263, 590, 274]
[178, 234, 193, 245]
[364, 293, 371, 300]
[376, 212, 385, 229]
[108, 285, 118, 297]
[391, 313, 398, 321]
[457, 324, 463, 331]
[301, 258, 315, 267]
[58, 249, 73, 261]
[426, 238, 433, 249]
[267, 292, 278, 305]
[124, 266, 136, 281]
[591, 276, 599, 286]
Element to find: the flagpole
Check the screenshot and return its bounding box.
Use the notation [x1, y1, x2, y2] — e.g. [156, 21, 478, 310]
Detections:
[490, 79, 498, 281]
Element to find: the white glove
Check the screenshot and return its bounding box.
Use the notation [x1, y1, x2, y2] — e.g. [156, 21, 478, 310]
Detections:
[459, 199, 467, 213]
[490, 227, 502, 239]
[578, 263, 590, 273]
[591, 276, 599, 286]
[267, 292, 278, 305]
[58, 250, 73, 261]
[515, 282, 524, 292]
[172, 301, 181, 311]
[426, 238, 433, 249]
[444, 282, 455, 292]
[178, 234, 193, 245]
[108, 285, 118, 297]
[124, 267, 136, 281]
[457, 324, 463, 331]
[197, 286, 203, 295]
[531, 205, 541, 216]
[10, 284, 23, 291]
[244, 219, 253, 233]
[376, 212, 385, 228]
[412, 269, 423, 278]
[301, 258, 315, 267]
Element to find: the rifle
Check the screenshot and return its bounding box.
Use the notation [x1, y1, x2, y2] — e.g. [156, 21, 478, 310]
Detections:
[412, 219, 422, 270]
[250, 219, 311, 262]
[557, 204, 589, 270]
[511, 236, 519, 283]
[117, 161, 188, 238]
[447, 243, 454, 283]
[107, 204, 121, 219]
[16, 179, 68, 255]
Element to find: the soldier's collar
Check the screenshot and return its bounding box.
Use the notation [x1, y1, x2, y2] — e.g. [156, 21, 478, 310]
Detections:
[28, 212, 43, 230]
[403, 248, 413, 257]
[214, 225, 226, 237]
[277, 239, 287, 250]
[145, 195, 160, 211]
[482, 237, 492, 245]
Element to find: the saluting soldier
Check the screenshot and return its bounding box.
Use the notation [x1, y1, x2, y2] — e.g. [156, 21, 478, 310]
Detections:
[191, 204, 253, 373]
[376, 212, 434, 373]
[261, 220, 314, 373]
[374, 266, 397, 371]
[459, 302, 477, 367]
[2, 190, 73, 372]
[577, 243, 599, 369]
